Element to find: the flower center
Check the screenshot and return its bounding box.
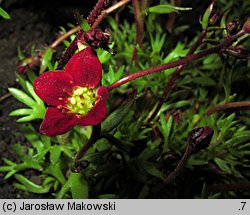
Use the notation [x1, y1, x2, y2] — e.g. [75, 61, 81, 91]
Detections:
[66, 87, 96, 117]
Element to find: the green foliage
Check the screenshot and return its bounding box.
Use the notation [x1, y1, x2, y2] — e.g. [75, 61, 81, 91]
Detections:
[0, 124, 91, 198]
[101, 96, 135, 133]
[8, 80, 46, 122]
[80, 19, 91, 32]
[57, 173, 88, 199]
[40, 48, 53, 73]
[2, 0, 250, 199]
[148, 4, 192, 14]
[201, 1, 215, 29]
[0, 6, 10, 19]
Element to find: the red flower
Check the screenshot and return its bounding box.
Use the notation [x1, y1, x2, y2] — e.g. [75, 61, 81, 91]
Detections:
[34, 47, 108, 137]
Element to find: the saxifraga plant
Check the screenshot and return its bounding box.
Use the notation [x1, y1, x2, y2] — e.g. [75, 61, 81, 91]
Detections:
[0, 0, 250, 198]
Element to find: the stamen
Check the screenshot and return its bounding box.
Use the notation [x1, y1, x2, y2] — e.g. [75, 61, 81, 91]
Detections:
[61, 109, 67, 114]
[63, 88, 72, 96]
[65, 86, 96, 117]
[57, 105, 63, 109]
[70, 97, 76, 105]
[74, 88, 84, 95]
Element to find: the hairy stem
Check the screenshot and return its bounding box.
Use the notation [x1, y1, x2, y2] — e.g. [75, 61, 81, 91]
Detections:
[86, 0, 110, 26]
[164, 147, 193, 184]
[50, 0, 131, 50]
[147, 30, 207, 123]
[91, 0, 132, 29]
[56, 0, 109, 70]
[208, 182, 250, 192]
[93, 0, 131, 28]
[206, 101, 250, 116]
[107, 31, 245, 91]
[74, 124, 101, 165]
[57, 30, 84, 70]
[131, 0, 143, 62]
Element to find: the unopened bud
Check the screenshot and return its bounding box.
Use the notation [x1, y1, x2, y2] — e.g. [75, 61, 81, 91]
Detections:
[226, 20, 240, 35]
[17, 56, 41, 74]
[243, 17, 250, 34]
[83, 28, 111, 50]
[187, 126, 213, 153]
[209, 13, 220, 26]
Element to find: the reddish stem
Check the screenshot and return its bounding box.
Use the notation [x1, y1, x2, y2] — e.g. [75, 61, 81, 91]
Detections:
[57, 30, 84, 70]
[74, 124, 101, 164]
[107, 31, 245, 91]
[164, 146, 193, 184]
[206, 101, 250, 116]
[87, 0, 110, 26]
[208, 182, 250, 192]
[57, 0, 109, 70]
[147, 30, 207, 123]
[131, 0, 143, 63]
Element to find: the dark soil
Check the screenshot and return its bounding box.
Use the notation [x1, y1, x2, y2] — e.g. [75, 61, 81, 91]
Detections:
[0, 0, 95, 198]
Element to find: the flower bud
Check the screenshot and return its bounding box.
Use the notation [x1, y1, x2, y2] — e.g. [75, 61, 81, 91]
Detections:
[226, 20, 240, 35]
[83, 28, 111, 50]
[243, 17, 250, 34]
[17, 56, 41, 74]
[209, 13, 220, 26]
[187, 126, 213, 153]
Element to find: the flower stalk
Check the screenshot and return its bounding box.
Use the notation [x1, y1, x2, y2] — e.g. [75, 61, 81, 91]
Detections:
[57, 0, 110, 70]
[86, 0, 110, 26]
[107, 30, 245, 91]
[147, 30, 208, 123]
[207, 182, 250, 193]
[74, 124, 101, 172]
[206, 101, 250, 116]
[49, 0, 131, 50]
[164, 127, 213, 184]
[131, 0, 143, 63]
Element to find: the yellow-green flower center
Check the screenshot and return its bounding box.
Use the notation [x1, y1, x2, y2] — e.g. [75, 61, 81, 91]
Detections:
[66, 87, 96, 116]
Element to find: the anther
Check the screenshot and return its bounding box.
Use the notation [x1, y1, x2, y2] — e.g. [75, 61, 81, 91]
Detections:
[61, 109, 67, 114]
[64, 90, 72, 96]
[70, 97, 76, 105]
[63, 89, 71, 95]
[57, 105, 63, 109]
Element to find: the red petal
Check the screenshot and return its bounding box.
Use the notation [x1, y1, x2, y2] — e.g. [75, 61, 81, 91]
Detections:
[65, 47, 102, 88]
[40, 107, 78, 137]
[96, 86, 109, 100]
[34, 71, 74, 106]
[77, 100, 107, 126]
